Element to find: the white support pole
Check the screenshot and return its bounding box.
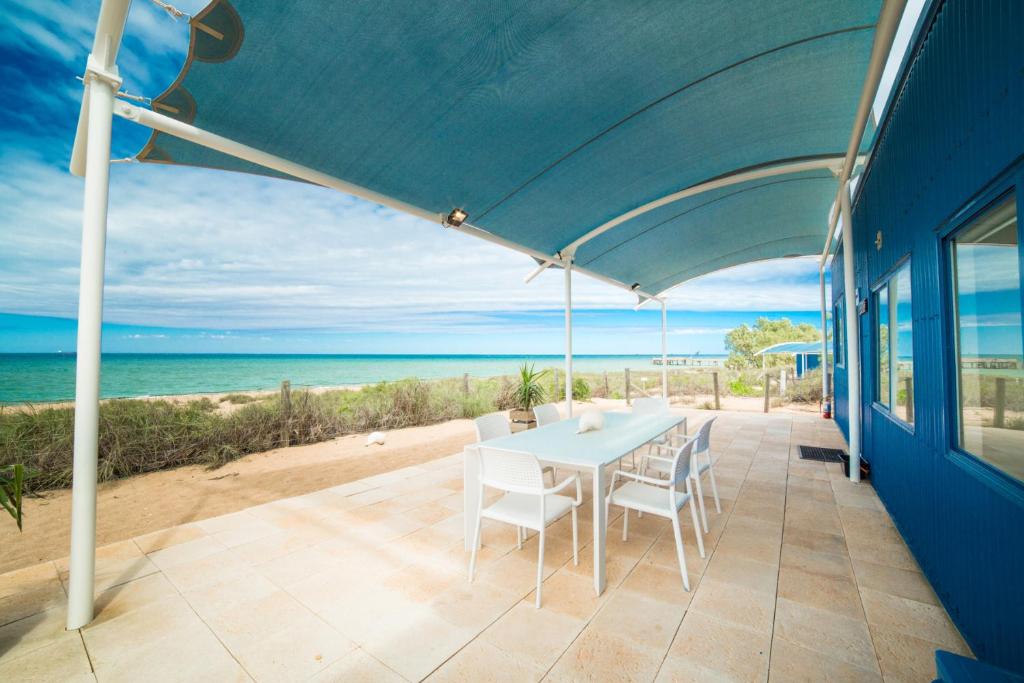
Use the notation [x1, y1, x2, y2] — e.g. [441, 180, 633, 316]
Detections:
[840, 181, 861, 483]
[660, 300, 668, 399]
[66, 0, 130, 632]
[67, 73, 117, 631]
[820, 267, 830, 406]
[564, 255, 574, 417]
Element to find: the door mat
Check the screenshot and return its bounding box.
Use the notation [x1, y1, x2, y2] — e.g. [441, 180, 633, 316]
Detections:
[798, 446, 846, 462]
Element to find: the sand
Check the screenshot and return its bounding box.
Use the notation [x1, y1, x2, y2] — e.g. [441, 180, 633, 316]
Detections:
[0, 418, 475, 574]
[0, 393, 819, 574]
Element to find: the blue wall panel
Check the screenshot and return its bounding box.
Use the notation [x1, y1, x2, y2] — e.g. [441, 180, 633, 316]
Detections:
[845, 0, 1024, 671]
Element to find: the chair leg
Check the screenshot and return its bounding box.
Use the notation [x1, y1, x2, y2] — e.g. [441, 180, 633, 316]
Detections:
[571, 507, 579, 566]
[686, 491, 706, 559]
[707, 455, 722, 513]
[516, 526, 523, 550]
[670, 515, 690, 591]
[469, 508, 484, 582]
[535, 528, 545, 608]
[693, 474, 709, 534]
[622, 508, 629, 541]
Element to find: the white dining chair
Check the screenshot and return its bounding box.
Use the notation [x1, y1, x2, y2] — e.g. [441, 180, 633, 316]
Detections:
[606, 436, 705, 590]
[629, 396, 677, 469]
[643, 417, 720, 534]
[468, 446, 581, 607]
[532, 403, 562, 427]
[473, 413, 556, 546]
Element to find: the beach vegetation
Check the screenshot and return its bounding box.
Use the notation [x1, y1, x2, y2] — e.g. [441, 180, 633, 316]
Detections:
[221, 393, 262, 404]
[1, 464, 27, 530]
[724, 317, 820, 369]
[509, 363, 548, 411]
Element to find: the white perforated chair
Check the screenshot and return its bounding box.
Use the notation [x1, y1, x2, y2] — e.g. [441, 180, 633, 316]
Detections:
[473, 413, 556, 542]
[629, 396, 677, 469]
[644, 417, 721, 534]
[606, 437, 705, 590]
[468, 446, 581, 607]
[532, 403, 562, 427]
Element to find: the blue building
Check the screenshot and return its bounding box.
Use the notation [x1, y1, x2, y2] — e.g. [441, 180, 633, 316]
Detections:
[831, 0, 1024, 672]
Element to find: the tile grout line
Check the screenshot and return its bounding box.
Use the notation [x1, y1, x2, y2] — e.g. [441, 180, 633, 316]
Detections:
[764, 417, 794, 683]
[832, 475, 888, 679]
[648, 419, 760, 682]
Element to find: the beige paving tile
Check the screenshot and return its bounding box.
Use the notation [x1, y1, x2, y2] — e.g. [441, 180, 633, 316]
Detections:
[360, 612, 476, 682]
[227, 611, 355, 683]
[779, 543, 855, 581]
[90, 573, 180, 627]
[777, 566, 864, 620]
[133, 523, 207, 554]
[768, 634, 882, 682]
[478, 600, 585, 670]
[0, 562, 65, 626]
[859, 587, 967, 651]
[0, 605, 76, 662]
[852, 559, 938, 606]
[428, 637, 546, 682]
[689, 576, 776, 633]
[590, 589, 686, 651]
[547, 627, 666, 682]
[773, 598, 879, 675]
[524, 567, 609, 620]
[0, 634, 94, 683]
[662, 610, 771, 683]
[619, 559, 698, 609]
[145, 535, 228, 571]
[428, 580, 522, 632]
[701, 555, 778, 596]
[869, 624, 969, 683]
[307, 648, 404, 683]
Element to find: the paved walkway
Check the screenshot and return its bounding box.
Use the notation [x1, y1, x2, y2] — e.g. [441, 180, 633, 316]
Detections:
[0, 410, 970, 682]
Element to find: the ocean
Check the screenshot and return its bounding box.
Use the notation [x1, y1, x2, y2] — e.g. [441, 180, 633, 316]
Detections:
[0, 353, 726, 404]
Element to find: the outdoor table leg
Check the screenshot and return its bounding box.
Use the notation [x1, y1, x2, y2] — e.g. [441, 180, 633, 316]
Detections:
[592, 464, 606, 595]
[464, 446, 480, 551]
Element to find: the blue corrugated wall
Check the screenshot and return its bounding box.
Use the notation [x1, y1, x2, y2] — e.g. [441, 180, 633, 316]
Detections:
[832, 0, 1024, 671]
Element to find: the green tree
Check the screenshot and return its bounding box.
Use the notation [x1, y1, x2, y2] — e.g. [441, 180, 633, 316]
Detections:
[724, 317, 820, 369]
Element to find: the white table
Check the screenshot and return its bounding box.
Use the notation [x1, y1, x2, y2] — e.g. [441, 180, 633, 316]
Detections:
[463, 411, 686, 595]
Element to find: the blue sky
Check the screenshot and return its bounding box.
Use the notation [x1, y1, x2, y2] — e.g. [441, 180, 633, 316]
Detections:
[0, 1, 924, 355]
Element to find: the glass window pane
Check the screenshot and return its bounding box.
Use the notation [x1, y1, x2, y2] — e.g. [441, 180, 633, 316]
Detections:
[893, 265, 914, 423]
[952, 195, 1023, 482]
[877, 283, 890, 407]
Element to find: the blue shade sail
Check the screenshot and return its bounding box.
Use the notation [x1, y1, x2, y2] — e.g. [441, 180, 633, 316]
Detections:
[137, 0, 880, 293]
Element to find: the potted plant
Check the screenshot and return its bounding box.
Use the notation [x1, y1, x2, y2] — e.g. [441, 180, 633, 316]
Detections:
[510, 363, 547, 432]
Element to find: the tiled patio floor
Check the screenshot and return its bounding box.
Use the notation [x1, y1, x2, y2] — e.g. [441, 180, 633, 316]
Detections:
[0, 410, 971, 682]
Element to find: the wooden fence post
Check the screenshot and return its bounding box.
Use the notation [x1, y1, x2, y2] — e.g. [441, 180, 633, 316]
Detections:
[625, 368, 631, 405]
[993, 377, 1006, 428]
[462, 373, 470, 395]
[603, 371, 610, 398]
[713, 371, 720, 411]
[280, 380, 292, 447]
[763, 373, 770, 413]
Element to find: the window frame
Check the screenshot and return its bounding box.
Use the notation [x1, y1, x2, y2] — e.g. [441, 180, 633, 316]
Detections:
[833, 298, 846, 368]
[870, 255, 914, 429]
[942, 187, 1024, 488]
[937, 169, 1024, 499]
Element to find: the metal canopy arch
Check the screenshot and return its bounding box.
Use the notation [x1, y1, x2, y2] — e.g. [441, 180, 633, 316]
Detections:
[64, 0, 910, 628]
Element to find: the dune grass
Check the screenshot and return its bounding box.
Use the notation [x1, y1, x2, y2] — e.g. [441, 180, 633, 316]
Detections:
[0, 378, 503, 491]
[0, 367, 810, 492]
